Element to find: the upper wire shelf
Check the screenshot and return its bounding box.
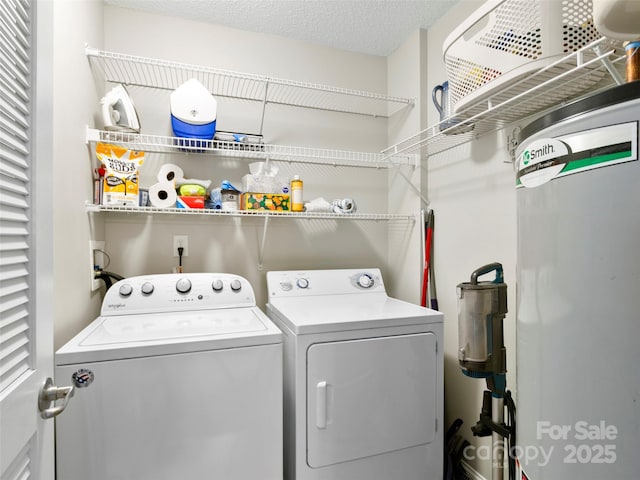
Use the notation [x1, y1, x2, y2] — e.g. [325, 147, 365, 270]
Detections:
[382, 38, 628, 160]
[86, 128, 417, 168]
[85, 46, 414, 118]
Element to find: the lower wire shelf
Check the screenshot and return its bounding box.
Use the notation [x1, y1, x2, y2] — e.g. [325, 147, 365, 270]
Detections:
[86, 203, 416, 221]
[87, 202, 416, 269]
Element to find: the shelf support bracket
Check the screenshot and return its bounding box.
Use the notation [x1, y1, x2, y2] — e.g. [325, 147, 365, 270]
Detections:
[392, 164, 430, 207]
[85, 125, 100, 144]
[257, 215, 270, 270]
[506, 127, 520, 162]
[259, 81, 270, 136]
[593, 44, 625, 86]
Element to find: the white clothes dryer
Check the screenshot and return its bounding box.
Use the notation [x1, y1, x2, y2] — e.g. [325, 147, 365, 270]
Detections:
[266, 268, 444, 480]
[55, 273, 282, 480]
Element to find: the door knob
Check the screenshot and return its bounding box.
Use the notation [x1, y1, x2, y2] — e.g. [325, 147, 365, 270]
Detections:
[38, 377, 74, 419]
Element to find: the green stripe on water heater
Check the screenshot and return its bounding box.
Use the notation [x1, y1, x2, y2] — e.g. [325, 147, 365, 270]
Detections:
[561, 148, 633, 173]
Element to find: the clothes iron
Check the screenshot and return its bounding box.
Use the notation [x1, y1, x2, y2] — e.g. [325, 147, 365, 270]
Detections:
[101, 84, 141, 133]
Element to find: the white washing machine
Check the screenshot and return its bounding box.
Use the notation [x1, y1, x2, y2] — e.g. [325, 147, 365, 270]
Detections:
[55, 273, 282, 480]
[266, 268, 444, 480]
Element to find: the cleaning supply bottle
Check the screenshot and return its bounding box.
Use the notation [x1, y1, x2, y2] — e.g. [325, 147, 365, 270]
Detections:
[291, 175, 304, 212]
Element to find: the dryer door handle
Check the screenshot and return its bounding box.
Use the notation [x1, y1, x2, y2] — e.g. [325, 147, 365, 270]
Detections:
[316, 381, 328, 429]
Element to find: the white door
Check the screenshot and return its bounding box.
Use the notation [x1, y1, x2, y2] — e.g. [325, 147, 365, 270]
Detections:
[1, 1, 55, 479]
[306, 333, 437, 468]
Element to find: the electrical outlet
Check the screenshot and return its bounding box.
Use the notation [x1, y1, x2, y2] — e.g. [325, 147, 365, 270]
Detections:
[173, 235, 189, 257]
[89, 240, 105, 292]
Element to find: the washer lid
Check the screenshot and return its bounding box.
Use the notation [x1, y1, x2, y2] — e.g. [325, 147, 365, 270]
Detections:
[267, 294, 442, 335]
[56, 307, 281, 365]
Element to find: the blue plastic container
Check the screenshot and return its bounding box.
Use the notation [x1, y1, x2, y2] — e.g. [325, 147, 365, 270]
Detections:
[171, 115, 216, 140]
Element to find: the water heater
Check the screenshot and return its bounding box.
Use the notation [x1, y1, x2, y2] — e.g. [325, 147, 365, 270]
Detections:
[515, 82, 640, 479]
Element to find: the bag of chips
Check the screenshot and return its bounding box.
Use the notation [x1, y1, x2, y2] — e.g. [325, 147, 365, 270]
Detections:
[96, 143, 145, 206]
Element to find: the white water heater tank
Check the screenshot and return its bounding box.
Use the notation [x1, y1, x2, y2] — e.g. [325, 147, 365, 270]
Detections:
[515, 82, 640, 479]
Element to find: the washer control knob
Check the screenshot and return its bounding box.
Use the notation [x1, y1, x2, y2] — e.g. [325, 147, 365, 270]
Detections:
[296, 278, 309, 289]
[141, 282, 154, 295]
[212, 279, 223, 291]
[176, 278, 192, 294]
[230, 279, 242, 291]
[280, 281, 293, 291]
[118, 283, 133, 297]
[357, 273, 374, 289]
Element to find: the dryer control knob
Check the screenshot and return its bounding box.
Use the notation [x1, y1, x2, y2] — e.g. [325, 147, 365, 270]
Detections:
[212, 279, 223, 291]
[280, 281, 293, 291]
[119, 283, 133, 297]
[141, 282, 154, 295]
[230, 279, 242, 291]
[357, 273, 374, 289]
[296, 278, 309, 289]
[176, 278, 192, 294]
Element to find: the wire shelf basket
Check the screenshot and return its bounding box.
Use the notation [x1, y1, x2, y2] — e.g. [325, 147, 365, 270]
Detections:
[383, 37, 626, 159]
[443, 0, 604, 113]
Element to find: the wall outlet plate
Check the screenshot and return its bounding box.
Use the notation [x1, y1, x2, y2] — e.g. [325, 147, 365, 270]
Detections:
[89, 240, 105, 292]
[173, 235, 188, 257]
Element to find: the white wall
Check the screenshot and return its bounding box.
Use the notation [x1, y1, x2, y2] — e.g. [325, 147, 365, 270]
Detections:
[426, 1, 518, 478]
[52, 0, 105, 348]
[99, 6, 407, 313]
[387, 29, 428, 303]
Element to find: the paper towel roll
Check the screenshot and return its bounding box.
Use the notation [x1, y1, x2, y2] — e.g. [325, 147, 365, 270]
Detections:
[157, 163, 184, 184]
[149, 182, 177, 208]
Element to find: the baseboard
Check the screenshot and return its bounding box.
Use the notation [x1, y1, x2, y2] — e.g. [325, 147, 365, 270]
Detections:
[459, 460, 488, 480]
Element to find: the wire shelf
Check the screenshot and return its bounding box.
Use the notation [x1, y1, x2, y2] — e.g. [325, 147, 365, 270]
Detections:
[86, 47, 414, 118]
[86, 128, 417, 168]
[383, 38, 627, 159]
[86, 203, 416, 221]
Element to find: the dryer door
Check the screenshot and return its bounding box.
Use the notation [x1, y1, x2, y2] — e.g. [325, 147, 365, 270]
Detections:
[306, 333, 437, 468]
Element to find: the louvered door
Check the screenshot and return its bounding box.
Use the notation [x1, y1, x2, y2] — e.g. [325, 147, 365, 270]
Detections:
[1, 0, 54, 478]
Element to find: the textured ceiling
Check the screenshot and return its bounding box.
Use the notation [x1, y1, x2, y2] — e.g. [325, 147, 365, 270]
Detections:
[104, 0, 461, 56]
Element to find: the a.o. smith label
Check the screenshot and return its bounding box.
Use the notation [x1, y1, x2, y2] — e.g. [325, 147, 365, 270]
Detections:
[516, 122, 638, 188]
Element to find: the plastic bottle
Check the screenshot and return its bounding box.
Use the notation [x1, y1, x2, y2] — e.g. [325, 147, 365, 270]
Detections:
[290, 175, 304, 212]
